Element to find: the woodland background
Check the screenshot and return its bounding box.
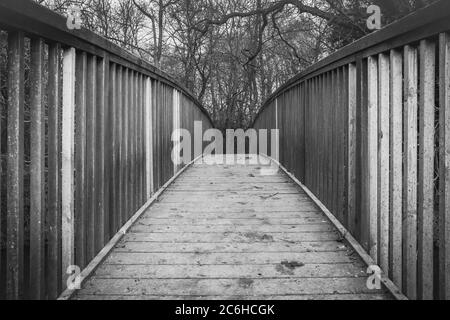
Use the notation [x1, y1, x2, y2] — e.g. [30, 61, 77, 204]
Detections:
[29, 0, 437, 130]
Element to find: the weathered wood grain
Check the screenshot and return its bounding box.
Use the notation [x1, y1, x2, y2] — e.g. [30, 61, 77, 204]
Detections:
[74, 159, 391, 300]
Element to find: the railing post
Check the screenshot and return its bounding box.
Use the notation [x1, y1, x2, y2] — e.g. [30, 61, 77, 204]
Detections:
[61, 47, 76, 291]
[439, 32, 450, 301]
[6, 31, 25, 300]
[146, 77, 154, 198]
[347, 63, 357, 237]
[29, 37, 45, 300]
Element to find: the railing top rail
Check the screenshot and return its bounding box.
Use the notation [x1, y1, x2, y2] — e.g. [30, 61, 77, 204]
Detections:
[0, 0, 212, 125]
[254, 0, 450, 124]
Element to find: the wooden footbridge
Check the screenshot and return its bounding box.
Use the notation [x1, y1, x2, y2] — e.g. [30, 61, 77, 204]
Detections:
[1, 0, 450, 300]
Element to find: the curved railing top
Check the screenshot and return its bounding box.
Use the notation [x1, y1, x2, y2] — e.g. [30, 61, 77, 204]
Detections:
[0, 0, 213, 125]
[254, 0, 450, 124]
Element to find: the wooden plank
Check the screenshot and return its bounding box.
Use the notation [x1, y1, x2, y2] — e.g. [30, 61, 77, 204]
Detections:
[122, 69, 130, 222]
[332, 70, 339, 219]
[29, 38, 45, 300]
[118, 66, 125, 228]
[367, 56, 378, 263]
[403, 45, 418, 299]
[124, 232, 341, 243]
[337, 67, 346, 225]
[93, 263, 366, 279]
[347, 63, 357, 235]
[389, 49, 403, 288]
[80, 277, 384, 296]
[75, 51, 87, 269]
[47, 43, 62, 300]
[109, 63, 117, 234]
[418, 39, 436, 300]
[95, 56, 106, 252]
[114, 241, 349, 254]
[75, 293, 392, 300]
[139, 74, 148, 204]
[62, 47, 76, 291]
[103, 56, 111, 244]
[356, 57, 368, 248]
[6, 31, 24, 300]
[378, 53, 390, 275]
[145, 78, 153, 198]
[439, 32, 450, 300]
[104, 251, 352, 265]
[86, 55, 97, 263]
[130, 224, 334, 234]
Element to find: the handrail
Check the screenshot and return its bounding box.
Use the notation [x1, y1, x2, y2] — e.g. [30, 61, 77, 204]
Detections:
[254, 0, 450, 124]
[0, 0, 212, 125]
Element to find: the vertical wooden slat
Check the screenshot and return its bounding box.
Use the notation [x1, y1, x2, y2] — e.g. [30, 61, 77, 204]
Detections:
[438, 32, 450, 301]
[102, 56, 110, 243]
[367, 56, 378, 262]
[378, 53, 390, 274]
[347, 63, 357, 235]
[132, 71, 137, 212]
[85, 55, 97, 263]
[403, 45, 418, 299]
[140, 74, 146, 204]
[74, 51, 87, 269]
[439, 33, 450, 300]
[145, 77, 153, 198]
[95, 57, 106, 251]
[6, 31, 25, 300]
[333, 71, 339, 218]
[389, 49, 403, 288]
[29, 38, 45, 300]
[118, 66, 125, 228]
[137, 74, 143, 203]
[61, 47, 76, 291]
[124, 68, 130, 219]
[418, 39, 435, 300]
[356, 56, 366, 244]
[109, 63, 117, 234]
[337, 67, 346, 225]
[439, 32, 450, 301]
[47, 43, 61, 300]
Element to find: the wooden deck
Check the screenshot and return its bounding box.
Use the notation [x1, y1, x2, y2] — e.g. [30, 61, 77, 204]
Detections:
[74, 156, 392, 300]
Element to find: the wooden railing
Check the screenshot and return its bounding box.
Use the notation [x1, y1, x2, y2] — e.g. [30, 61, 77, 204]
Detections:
[0, 0, 212, 300]
[253, 0, 450, 300]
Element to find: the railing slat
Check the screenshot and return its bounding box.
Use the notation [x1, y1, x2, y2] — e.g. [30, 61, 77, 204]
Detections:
[47, 42, 61, 300]
[378, 52, 390, 275]
[86, 55, 97, 263]
[75, 51, 87, 269]
[29, 37, 45, 300]
[118, 66, 126, 227]
[367, 56, 378, 263]
[347, 63, 357, 235]
[109, 63, 117, 234]
[102, 56, 111, 244]
[61, 47, 76, 291]
[439, 32, 450, 300]
[95, 56, 106, 251]
[418, 39, 436, 300]
[403, 44, 418, 299]
[389, 48, 403, 289]
[6, 31, 25, 300]
[145, 77, 153, 198]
